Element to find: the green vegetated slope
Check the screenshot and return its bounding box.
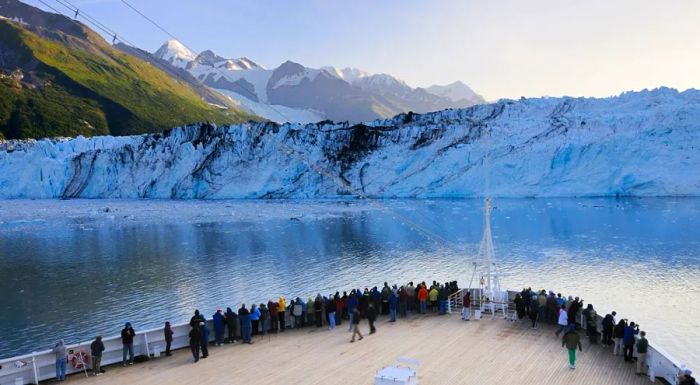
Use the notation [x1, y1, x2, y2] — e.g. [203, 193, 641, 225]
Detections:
[0, 18, 256, 139]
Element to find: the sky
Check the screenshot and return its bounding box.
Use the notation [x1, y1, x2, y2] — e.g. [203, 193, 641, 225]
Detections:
[24, 0, 700, 100]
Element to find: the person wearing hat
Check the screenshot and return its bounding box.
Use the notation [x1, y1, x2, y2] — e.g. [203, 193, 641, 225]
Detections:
[121, 322, 135, 366]
[90, 336, 105, 375]
[562, 323, 583, 369]
[678, 368, 696, 385]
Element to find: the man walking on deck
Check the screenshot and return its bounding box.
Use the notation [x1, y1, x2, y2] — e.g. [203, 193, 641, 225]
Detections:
[367, 303, 377, 334]
[562, 324, 583, 369]
[188, 324, 201, 362]
[350, 307, 363, 342]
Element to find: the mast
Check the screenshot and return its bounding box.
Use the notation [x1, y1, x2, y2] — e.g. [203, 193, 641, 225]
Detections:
[478, 123, 499, 296]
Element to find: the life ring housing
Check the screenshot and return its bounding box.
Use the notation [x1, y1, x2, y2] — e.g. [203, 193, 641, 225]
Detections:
[71, 351, 89, 369]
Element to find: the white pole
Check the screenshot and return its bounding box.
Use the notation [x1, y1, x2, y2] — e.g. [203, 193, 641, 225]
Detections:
[143, 333, 151, 357]
[31, 352, 39, 385]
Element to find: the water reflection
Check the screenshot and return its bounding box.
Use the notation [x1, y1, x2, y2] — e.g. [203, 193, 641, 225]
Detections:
[0, 198, 698, 369]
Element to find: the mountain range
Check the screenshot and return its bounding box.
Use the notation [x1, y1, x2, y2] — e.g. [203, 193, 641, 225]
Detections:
[0, 0, 254, 140]
[151, 39, 485, 124]
[0, 0, 485, 139]
[1, 88, 696, 199]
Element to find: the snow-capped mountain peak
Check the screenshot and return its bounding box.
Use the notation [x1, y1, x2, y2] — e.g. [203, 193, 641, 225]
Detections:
[153, 39, 196, 68]
[425, 81, 484, 104]
[321, 66, 371, 84]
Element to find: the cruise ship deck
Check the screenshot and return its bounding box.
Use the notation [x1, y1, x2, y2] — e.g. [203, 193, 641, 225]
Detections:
[64, 312, 650, 385]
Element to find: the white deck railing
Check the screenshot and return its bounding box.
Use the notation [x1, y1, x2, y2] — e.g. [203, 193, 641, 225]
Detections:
[0, 289, 691, 385]
[447, 288, 687, 384]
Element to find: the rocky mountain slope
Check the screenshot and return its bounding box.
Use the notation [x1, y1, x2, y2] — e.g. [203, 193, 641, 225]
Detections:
[0, 88, 697, 199]
[0, 0, 255, 140]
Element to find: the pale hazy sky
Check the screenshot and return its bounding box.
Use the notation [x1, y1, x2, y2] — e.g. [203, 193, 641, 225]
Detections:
[26, 0, 700, 100]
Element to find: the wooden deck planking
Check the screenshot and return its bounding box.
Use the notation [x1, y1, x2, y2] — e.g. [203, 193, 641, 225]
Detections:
[65, 313, 651, 385]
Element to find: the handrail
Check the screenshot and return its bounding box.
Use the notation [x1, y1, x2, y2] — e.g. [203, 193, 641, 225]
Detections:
[0, 288, 691, 385]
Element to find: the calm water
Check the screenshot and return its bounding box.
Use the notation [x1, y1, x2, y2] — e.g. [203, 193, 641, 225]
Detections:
[0, 198, 698, 369]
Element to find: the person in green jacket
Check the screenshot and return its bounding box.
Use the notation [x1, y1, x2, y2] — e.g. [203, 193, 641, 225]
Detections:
[562, 324, 583, 369]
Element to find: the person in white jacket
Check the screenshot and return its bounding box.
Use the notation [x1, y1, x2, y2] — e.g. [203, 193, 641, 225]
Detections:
[555, 305, 569, 336]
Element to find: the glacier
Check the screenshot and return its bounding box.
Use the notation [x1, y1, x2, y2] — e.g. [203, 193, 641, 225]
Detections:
[0, 88, 698, 199]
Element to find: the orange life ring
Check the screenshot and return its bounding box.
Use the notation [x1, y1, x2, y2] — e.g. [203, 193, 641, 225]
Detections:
[71, 351, 89, 369]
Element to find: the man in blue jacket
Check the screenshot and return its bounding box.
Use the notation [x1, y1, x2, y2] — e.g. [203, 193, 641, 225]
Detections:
[199, 321, 210, 358]
[623, 321, 640, 362]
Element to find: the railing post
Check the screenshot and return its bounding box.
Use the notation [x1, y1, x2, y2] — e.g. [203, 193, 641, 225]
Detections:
[31, 352, 39, 385]
[143, 333, 150, 357]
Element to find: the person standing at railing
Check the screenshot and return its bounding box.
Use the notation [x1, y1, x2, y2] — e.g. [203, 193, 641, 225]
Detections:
[121, 322, 135, 366]
[418, 284, 428, 314]
[406, 282, 416, 312]
[278, 296, 287, 332]
[389, 288, 397, 322]
[239, 304, 252, 344]
[188, 324, 201, 363]
[438, 283, 449, 315]
[90, 336, 104, 376]
[251, 304, 261, 336]
[514, 293, 524, 320]
[225, 308, 238, 343]
[537, 290, 547, 323]
[164, 322, 173, 356]
[190, 310, 205, 328]
[52, 339, 67, 381]
[306, 297, 315, 327]
[462, 290, 471, 321]
[635, 331, 648, 375]
[398, 286, 408, 318]
[602, 313, 615, 346]
[429, 286, 439, 313]
[260, 303, 270, 336]
[213, 309, 226, 345]
[623, 321, 640, 362]
[200, 321, 210, 357]
[268, 300, 279, 333]
[613, 319, 627, 356]
[328, 294, 337, 330]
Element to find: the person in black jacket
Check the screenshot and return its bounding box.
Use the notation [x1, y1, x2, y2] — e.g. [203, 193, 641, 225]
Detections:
[602, 312, 615, 346]
[188, 325, 201, 363]
[190, 310, 205, 328]
[164, 322, 174, 356]
[225, 307, 238, 343]
[314, 295, 323, 327]
[367, 304, 377, 334]
[90, 336, 105, 376]
[121, 322, 135, 366]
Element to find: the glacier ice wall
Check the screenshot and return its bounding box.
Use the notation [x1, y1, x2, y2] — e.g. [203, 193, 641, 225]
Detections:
[1, 88, 698, 199]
